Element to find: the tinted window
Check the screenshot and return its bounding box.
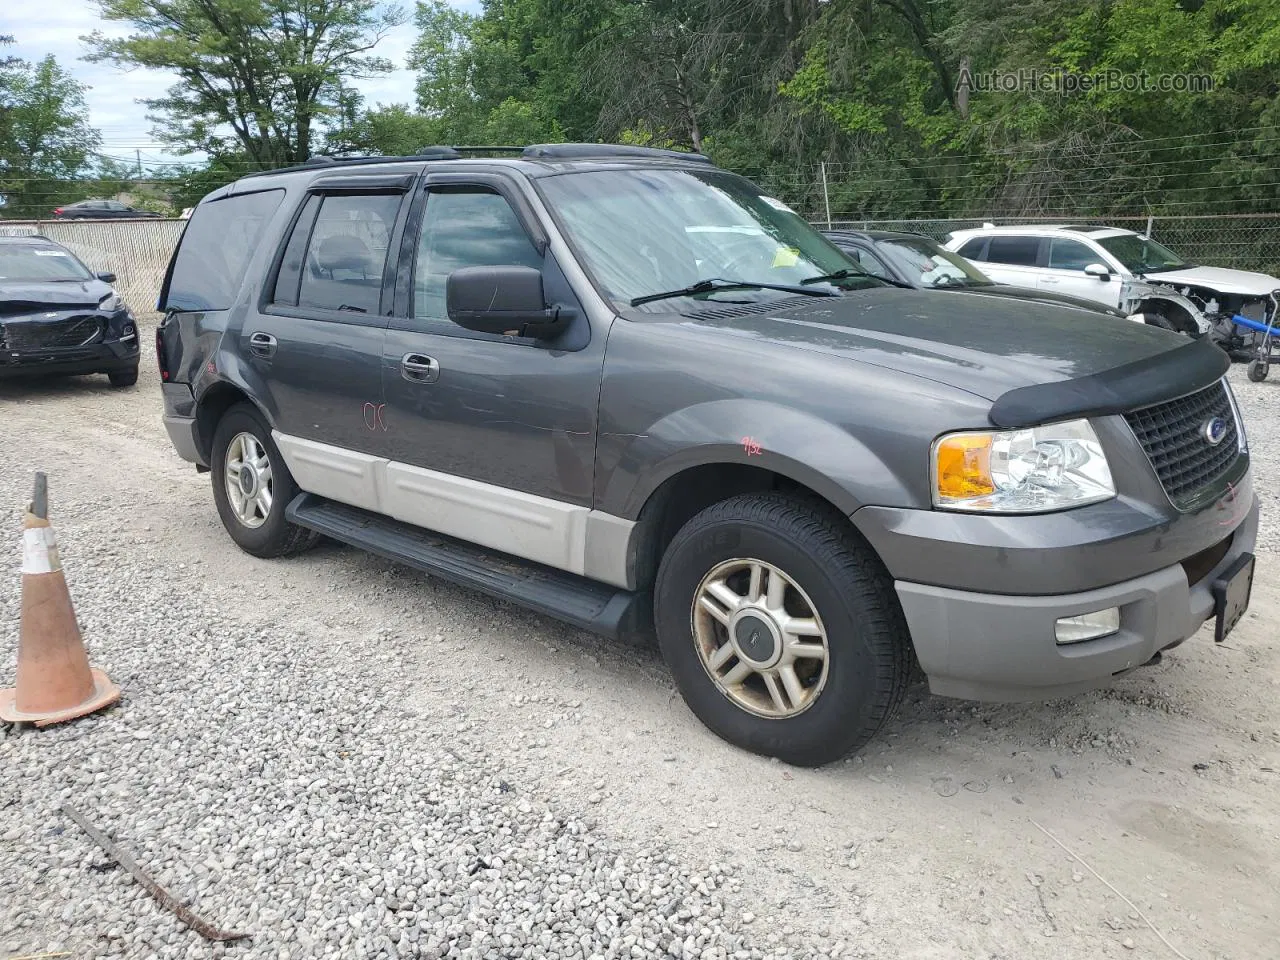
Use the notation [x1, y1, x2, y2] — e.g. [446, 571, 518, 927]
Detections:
[845, 246, 891, 280]
[106, 201, 127, 211]
[0, 243, 92, 281]
[414, 190, 542, 322]
[1047, 238, 1098, 270]
[985, 236, 1040, 266]
[272, 195, 321, 306]
[162, 189, 284, 312]
[957, 237, 987, 260]
[297, 193, 401, 314]
[879, 238, 990, 287]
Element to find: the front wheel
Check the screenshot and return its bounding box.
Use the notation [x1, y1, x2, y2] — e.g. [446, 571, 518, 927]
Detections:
[654, 493, 912, 766]
[210, 403, 318, 557]
[1248, 359, 1269, 382]
[107, 365, 138, 388]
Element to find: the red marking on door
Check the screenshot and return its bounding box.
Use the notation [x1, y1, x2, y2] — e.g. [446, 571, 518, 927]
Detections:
[375, 403, 388, 431]
[362, 402, 378, 431]
[741, 435, 762, 457]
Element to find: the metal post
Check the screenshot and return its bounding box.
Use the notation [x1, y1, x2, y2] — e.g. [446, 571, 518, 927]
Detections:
[820, 162, 832, 230]
[1145, 214, 1154, 239]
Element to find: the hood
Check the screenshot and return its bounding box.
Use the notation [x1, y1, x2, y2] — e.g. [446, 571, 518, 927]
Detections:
[688, 287, 1187, 401]
[1142, 265, 1280, 297]
[0, 279, 111, 311]
[943, 283, 1124, 317]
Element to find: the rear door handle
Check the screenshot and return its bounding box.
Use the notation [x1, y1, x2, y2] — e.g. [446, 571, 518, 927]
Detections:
[1041, 276, 1059, 284]
[401, 353, 440, 383]
[249, 332, 277, 358]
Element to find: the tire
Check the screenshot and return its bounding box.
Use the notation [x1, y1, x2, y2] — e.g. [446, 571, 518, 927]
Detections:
[210, 402, 318, 557]
[107, 365, 138, 388]
[654, 492, 912, 766]
[1248, 359, 1269, 382]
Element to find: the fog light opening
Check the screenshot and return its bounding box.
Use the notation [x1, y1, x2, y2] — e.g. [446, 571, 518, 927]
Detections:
[1055, 607, 1121, 645]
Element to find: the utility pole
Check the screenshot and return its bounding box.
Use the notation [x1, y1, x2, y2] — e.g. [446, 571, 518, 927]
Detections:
[136, 150, 142, 177]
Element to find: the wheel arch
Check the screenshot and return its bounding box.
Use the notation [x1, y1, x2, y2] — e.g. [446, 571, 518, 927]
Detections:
[627, 460, 877, 594]
[194, 380, 271, 463]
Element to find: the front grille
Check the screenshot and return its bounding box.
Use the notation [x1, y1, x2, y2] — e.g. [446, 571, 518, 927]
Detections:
[1124, 380, 1241, 509]
[1, 316, 104, 352]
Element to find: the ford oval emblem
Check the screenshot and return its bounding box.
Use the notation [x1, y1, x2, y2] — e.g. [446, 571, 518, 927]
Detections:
[1203, 417, 1228, 446]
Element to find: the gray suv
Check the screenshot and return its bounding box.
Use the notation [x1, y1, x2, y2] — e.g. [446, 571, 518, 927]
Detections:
[156, 144, 1258, 766]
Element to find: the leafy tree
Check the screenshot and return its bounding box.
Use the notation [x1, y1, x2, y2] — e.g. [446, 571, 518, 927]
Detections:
[0, 50, 102, 218]
[85, 0, 407, 167]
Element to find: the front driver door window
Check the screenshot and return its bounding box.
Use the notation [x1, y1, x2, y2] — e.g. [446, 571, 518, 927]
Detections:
[1040, 237, 1122, 306]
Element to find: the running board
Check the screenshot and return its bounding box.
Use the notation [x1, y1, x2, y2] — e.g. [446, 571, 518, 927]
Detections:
[286, 493, 651, 643]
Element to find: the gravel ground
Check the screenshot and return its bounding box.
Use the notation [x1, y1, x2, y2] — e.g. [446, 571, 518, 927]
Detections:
[1, 319, 1279, 959]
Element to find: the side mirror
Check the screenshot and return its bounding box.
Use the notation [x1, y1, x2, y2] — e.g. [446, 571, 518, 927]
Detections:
[96, 271, 117, 283]
[1084, 263, 1111, 280]
[446, 265, 570, 339]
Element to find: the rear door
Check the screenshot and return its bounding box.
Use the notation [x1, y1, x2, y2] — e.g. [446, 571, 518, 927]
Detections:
[243, 175, 414, 510]
[1037, 236, 1124, 307]
[969, 234, 1045, 288]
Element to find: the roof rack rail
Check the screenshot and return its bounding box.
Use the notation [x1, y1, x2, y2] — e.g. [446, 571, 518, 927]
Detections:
[521, 143, 713, 163]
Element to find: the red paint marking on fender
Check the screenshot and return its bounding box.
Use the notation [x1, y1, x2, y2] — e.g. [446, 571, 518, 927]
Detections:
[741, 435, 762, 457]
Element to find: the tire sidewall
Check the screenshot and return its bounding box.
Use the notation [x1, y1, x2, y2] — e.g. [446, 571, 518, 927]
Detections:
[655, 511, 892, 764]
[210, 404, 298, 554]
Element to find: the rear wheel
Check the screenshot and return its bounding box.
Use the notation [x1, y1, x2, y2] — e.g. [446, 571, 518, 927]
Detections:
[654, 492, 912, 766]
[210, 403, 318, 557]
[1248, 359, 1269, 382]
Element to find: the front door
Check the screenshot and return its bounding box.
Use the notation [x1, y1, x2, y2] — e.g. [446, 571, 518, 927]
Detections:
[379, 178, 607, 571]
[243, 180, 412, 511]
[1037, 236, 1124, 307]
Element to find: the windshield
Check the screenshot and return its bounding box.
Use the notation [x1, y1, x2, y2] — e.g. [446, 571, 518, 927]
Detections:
[537, 168, 886, 308]
[1095, 234, 1188, 274]
[877, 237, 990, 287]
[0, 244, 92, 282]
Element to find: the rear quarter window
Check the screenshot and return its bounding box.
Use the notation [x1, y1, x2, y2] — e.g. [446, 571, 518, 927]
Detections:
[161, 188, 285, 312]
[957, 237, 988, 260]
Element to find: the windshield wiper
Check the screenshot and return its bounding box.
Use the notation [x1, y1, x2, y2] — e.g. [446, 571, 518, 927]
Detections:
[800, 268, 913, 290]
[630, 278, 839, 307]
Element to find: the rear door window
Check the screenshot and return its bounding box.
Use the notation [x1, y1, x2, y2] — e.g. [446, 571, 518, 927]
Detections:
[292, 193, 402, 315]
[161, 189, 285, 312]
[985, 236, 1041, 267]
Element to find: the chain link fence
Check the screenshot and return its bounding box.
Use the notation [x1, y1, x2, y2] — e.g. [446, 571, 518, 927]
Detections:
[0, 219, 185, 314]
[4, 210, 1280, 312]
[820, 214, 1280, 277]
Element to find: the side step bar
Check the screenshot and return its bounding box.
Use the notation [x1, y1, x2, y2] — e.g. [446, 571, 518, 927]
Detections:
[286, 494, 652, 643]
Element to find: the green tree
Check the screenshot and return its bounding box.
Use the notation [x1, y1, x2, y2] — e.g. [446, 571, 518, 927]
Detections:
[85, 0, 407, 167]
[0, 50, 102, 218]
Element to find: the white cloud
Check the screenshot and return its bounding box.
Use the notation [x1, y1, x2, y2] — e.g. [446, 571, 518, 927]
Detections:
[7, 0, 481, 164]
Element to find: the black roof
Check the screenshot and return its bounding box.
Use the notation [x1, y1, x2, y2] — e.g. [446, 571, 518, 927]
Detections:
[238, 143, 715, 182]
[823, 229, 938, 244]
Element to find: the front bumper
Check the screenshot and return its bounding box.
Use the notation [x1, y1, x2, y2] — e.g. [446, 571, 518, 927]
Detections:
[894, 492, 1259, 701]
[0, 337, 139, 378]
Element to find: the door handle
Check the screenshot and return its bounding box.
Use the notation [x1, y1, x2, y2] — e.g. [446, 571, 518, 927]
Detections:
[401, 353, 440, 383]
[249, 332, 277, 358]
[1041, 277, 1059, 284]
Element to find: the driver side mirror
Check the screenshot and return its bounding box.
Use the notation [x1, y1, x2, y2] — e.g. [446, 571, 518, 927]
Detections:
[96, 271, 117, 283]
[446, 265, 570, 339]
[1084, 263, 1111, 280]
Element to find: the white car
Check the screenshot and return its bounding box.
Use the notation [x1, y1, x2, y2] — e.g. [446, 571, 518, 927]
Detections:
[943, 224, 1280, 344]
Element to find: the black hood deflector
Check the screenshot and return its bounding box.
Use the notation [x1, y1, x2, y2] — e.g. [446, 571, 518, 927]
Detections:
[988, 337, 1229, 428]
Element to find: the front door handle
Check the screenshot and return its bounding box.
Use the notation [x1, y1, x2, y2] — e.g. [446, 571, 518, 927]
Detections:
[249, 332, 277, 358]
[401, 353, 440, 383]
[1041, 277, 1059, 284]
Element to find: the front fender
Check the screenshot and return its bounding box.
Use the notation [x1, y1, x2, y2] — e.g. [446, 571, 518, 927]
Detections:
[596, 398, 919, 519]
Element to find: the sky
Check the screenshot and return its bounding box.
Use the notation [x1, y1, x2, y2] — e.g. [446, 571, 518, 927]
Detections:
[7, 0, 482, 168]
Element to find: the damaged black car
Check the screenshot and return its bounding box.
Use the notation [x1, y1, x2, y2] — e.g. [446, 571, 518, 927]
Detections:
[0, 235, 140, 387]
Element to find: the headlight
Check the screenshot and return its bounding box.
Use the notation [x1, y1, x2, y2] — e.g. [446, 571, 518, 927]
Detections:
[932, 419, 1115, 513]
[99, 293, 121, 312]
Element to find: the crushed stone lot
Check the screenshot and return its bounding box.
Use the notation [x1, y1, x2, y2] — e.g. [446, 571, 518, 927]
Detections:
[1, 318, 1278, 960]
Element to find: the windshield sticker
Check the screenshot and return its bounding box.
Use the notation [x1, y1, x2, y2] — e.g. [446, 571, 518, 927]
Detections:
[761, 196, 795, 214]
[772, 246, 800, 268]
[33, 249, 68, 256]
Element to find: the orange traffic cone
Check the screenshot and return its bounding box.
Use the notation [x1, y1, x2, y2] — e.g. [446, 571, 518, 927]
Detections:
[0, 472, 119, 727]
